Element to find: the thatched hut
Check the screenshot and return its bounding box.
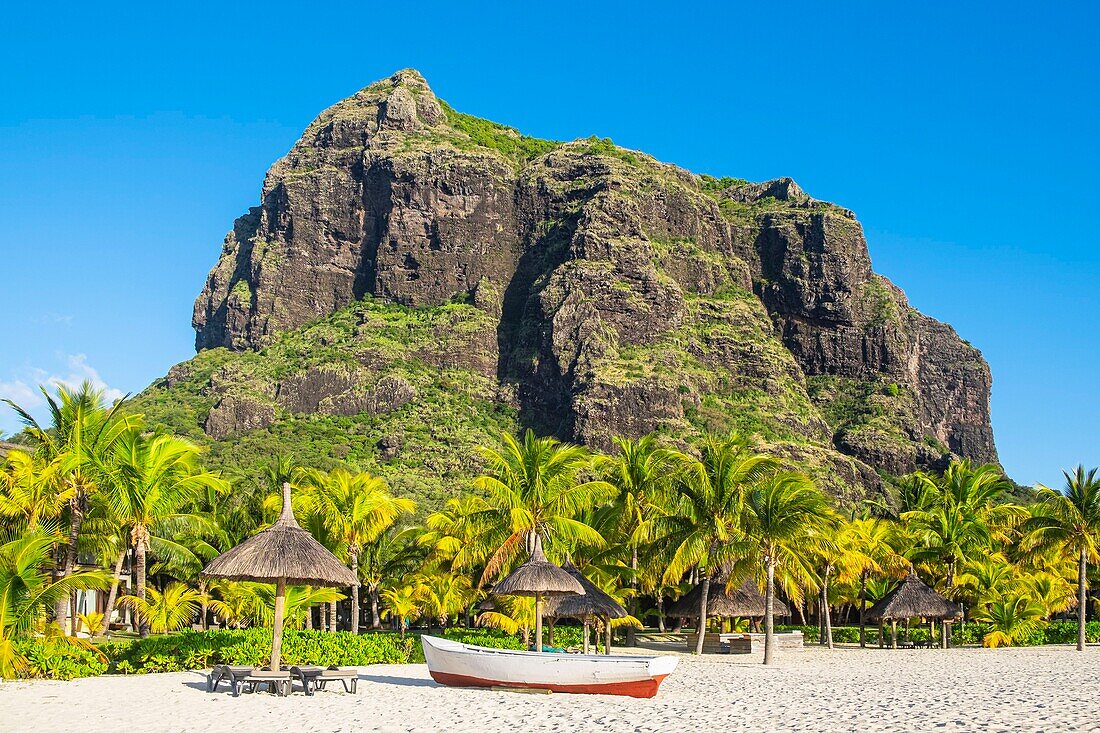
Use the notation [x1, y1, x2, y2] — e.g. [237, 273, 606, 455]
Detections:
[865, 573, 962, 649]
[491, 534, 583, 653]
[669, 577, 790, 626]
[544, 561, 627, 654]
[203, 483, 357, 669]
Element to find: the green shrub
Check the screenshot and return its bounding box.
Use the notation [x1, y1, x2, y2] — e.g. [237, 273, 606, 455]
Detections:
[1043, 620, 1100, 644]
[15, 638, 108, 680]
[103, 629, 417, 673]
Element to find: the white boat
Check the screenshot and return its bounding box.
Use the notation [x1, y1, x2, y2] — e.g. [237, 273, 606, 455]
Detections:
[421, 635, 678, 698]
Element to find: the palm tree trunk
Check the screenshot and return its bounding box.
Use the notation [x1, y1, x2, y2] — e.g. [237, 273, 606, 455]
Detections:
[371, 586, 382, 629]
[199, 580, 208, 631]
[822, 566, 834, 649]
[329, 600, 337, 632]
[56, 493, 86, 634]
[627, 546, 638, 646]
[102, 549, 127, 636]
[304, 605, 312, 630]
[695, 573, 711, 655]
[1078, 546, 1088, 652]
[858, 570, 868, 648]
[583, 619, 590, 654]
[133, 535, 150, 638]
[656, 594, 666, 632]
[350, 551, 360, 634]
[605, 616, 612, 655]
[764, 557, 777, 665]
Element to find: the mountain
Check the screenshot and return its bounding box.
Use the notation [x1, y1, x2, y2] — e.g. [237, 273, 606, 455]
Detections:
[133, 69, 998, 506]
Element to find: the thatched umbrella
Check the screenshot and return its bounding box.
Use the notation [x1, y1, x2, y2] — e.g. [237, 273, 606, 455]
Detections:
[669, 577, 790, 622]
[491, 534, 583, 653]
[866, 573, 962, 649]
[545, 561, 627, 655]
[202, 483, 357, 669]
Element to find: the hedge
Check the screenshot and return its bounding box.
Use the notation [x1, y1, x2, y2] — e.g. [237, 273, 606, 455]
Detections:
[14, 638, 108, 680]
[103, 629, 418, 674]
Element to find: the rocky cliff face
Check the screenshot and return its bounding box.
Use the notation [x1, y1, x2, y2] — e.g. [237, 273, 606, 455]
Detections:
[178, 69, 997, 500]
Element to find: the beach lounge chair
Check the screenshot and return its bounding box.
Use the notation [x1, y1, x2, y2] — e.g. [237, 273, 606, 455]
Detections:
[241, 669, 293, 696]
[290, 665, 358, 695]
[207, 665, 253, 693]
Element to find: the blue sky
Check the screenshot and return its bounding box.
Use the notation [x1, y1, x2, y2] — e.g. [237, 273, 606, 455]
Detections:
[1, 2, 1096, 488]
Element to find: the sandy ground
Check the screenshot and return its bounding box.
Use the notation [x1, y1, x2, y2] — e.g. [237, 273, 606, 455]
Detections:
[2, 646, 1098, 733]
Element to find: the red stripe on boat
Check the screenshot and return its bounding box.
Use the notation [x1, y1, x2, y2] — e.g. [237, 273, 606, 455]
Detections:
[428, 670, 669, 698]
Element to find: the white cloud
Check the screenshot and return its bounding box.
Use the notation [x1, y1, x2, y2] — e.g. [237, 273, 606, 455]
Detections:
[0, 354, 125, 436]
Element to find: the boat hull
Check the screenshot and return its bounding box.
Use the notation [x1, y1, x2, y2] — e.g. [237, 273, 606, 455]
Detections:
[421, 635, 678, 699]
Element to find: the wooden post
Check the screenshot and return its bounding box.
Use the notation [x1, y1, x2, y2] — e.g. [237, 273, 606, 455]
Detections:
[605, 615, 612, 655]
[890, 620, 898, 649]
[583, 618, 590, 654]
[878, 620, 885, 649]
[534, 593, 542, 653]
[271, 577, 286, 670]
[548, 618, 555, 647]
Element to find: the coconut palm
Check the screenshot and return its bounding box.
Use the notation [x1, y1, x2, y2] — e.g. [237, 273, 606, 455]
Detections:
[117, 582, 203, 634]
[303, 468, 414, 632]
[973, 594, 1045, 648]
[647, 434, 780, 655]
[0, 526, 108, 677]
[742, 471, 832, 664]
[904, 461, 1020, 590]
[1021, 465, 1100, 650]
[956, 554, 1019, 609]
[381, 584, 420, 636]
[210, 582, 343, 630]
[0, 450, 68, 531]
[415, 572, 473, 632]
[595, 435, 672, 643]
[847, 517, 907, 646]
[1019, 571, 1075, 619]
[98, 429, 225, 636]
[4, 382, 136, 632]
[477, 595, 535, 647]
[473, 430, 614, 584]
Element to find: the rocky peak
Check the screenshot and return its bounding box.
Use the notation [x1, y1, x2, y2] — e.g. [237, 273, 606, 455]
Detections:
[186, 70, 999, 491]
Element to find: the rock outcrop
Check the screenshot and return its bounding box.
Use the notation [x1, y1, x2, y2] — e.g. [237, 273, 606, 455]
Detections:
[180, 69, 998, 497]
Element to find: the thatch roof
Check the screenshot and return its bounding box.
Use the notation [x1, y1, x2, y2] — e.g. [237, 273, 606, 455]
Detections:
[668, 576, 790, 618]
[865, 574, 962, 621]
[544, 561, 627, 620]
[202, 483, 357, 587]
[491, 535, 584, 597]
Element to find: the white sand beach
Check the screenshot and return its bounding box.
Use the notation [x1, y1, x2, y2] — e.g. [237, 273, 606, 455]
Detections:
[2, 646, 1098, 733]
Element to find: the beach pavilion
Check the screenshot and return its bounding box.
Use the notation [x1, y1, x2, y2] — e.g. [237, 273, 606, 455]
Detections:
[866, 573, 962, 649]
[544, 560, 629, 655]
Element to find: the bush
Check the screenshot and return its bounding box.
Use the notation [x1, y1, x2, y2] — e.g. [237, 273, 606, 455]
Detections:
[103, 629, 418, 674]
[1043, 620, 1100, 644]
[15, 638, 108, 680]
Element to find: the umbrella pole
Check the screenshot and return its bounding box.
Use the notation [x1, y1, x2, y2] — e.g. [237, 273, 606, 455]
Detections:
[271, 577, 286, 670]
[583, 618, 590, 654]
[605, 616, 612, 655]
[534, 593, 542, 653]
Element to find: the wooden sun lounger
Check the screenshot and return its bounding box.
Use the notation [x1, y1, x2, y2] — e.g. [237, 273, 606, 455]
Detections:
[290, 665, 359, 695]
[207, 665, 254, 693]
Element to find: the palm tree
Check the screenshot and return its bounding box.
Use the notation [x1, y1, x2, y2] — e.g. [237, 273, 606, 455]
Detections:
[1022, 465, 1100, 651]
[473, 430, 614, 584]
[0, 526, 108, 677]
[98, 429, 224, 636]
[381, 584, 420, 636]
[209, 581, 343, 630]
[647, 434, 779, 655]
[847, 517, 906, 646]
[0, 450, 68, 531]
[304, 469, 414, 633]
[904, 462, 1020, 590]
[595, 435, 671, 644]
[742, 471, 832, 664]
[117, 582, 203, 634]
[415, 572, 473, 632]
[972, 594, 1045, 648]
[4, 382, 136, 632]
